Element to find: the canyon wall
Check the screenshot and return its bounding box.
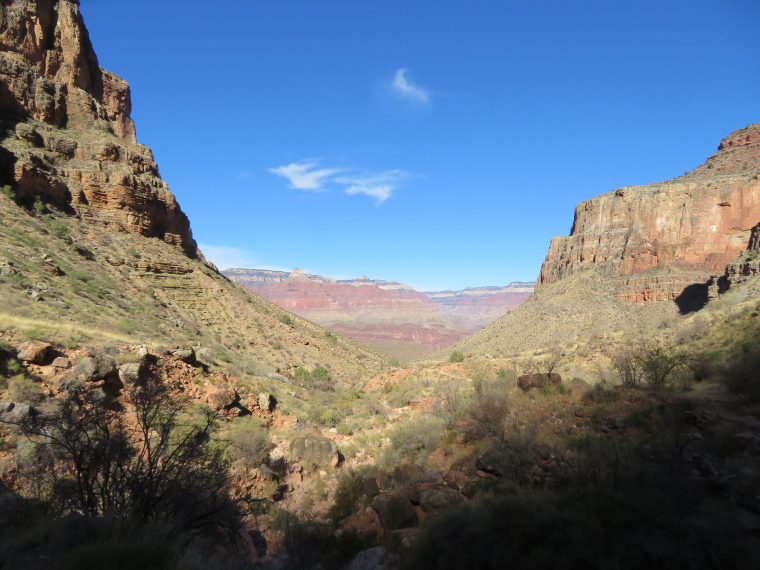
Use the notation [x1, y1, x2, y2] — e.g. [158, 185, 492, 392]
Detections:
[0, 0, 198, 256]
[538, 124, 760, 302]
[224, 268, 534, 349]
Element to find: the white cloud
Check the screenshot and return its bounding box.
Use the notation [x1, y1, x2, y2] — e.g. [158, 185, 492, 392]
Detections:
[392, 68, 430, 105]
[335, 170, 407, 203]
[267, 160, 342, 191]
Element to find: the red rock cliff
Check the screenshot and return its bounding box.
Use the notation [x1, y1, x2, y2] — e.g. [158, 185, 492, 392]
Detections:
[538, 124, 760, 302]
[0, 0, 198, 257]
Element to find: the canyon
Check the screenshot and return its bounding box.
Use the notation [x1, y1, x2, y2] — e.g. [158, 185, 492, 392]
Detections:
[223, 268, 533, 352]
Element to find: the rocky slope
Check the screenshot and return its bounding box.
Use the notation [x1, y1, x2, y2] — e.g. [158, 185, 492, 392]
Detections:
[0, 0, 197, 257]
[0, 0, 383, 380]
[538, 124, 760, 303]
[224, 268, 533, 351]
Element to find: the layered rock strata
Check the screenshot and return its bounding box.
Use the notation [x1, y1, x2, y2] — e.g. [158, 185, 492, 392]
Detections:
[224, 268, 534, 348]
[720, 222, 760, 289]
[538, 124, 760, 302]
[0, 0, 198, 257]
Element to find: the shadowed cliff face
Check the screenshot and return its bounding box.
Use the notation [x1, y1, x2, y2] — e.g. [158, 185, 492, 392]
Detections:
[0, 0, 199, 257]
[538, 124, 760, 302]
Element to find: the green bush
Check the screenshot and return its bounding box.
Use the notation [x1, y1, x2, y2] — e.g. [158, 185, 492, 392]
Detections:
[312, 366, 331, 383]
[227, 416, 272, 468]
[0, 184, 16, 201]
[384, 416, 444, 467]
[279, 315, 295, 327]
[294, 366, 312, 382]
[326, 472, 361, 528]
[8, 375, 45, 405]
[449, 351, 465, 363]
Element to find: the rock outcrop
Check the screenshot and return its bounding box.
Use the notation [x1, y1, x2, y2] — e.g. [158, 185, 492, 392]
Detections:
[0, 0, 198, 257]
[538, 124, 760, 302]
[720, 222, 760, 289]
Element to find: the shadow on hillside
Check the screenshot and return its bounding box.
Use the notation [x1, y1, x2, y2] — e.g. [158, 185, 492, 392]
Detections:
[675, 282, 709, 314]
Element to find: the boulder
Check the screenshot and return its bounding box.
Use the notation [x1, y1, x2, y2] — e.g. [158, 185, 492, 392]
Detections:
[51, 357, 71, 369]
[357, 476, 380, 496]
[118, 361, 143, 385]
[443, 470, 469, 491]
[17, 340, 51, 364]
[208, 387, 239, 411]
[345, 546, 397, 570]
[54, 374, 83, 394]
[374, 493, 418, 531]
[449, 454, 478, 476]
[568, 377, 590, 390]
[289, 433, 340, 469]
[517, 373, 562, 391]
[0, 401, 33, 423]
[197, 347, 215, 363]
[422, 469, 443, 484]
[419, 488, 462, 514]
[392, 463, 424, 486]
[376, 468, 391, 491]
[258, 392, 276, 413]
[75, 355, 117, 381]
[170, 347, 196, 364]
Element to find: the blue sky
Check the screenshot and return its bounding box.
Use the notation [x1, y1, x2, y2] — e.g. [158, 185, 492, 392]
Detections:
[81, 0, 759, 291]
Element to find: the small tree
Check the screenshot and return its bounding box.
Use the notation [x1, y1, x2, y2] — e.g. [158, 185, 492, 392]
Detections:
[610, 346, 644, 388]
[639, 344, 691, 390]
[432, 377, 467, 430]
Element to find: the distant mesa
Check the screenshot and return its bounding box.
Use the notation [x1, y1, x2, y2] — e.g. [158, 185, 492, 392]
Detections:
[223, 268, 535, 351]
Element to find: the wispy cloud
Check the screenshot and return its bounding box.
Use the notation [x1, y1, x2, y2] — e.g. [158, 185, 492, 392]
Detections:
[268, 159, 411, 203]
[392, 68, 430, 105]
[335, 170, 408, 203]
[267, 160, 343, 191]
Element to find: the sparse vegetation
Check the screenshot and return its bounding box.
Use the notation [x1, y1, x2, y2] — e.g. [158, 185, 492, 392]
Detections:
[449, 350, 465, 363]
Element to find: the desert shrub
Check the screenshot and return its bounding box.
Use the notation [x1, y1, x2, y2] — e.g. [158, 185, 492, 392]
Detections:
[582, 380, 620, 404]
[638, 344, 691, 390]
[462, 378, 512, 442]
[326, 471, 362, 528]
[384, 416, 444, 467]
[385, 376, 424, 408]
[10, 380, 242, 535]
[8, 376, 45, 405]
[227, 416, 271, 468]
[402, 488, 755, 570]
[610, 345, 644, 387]
[294, 366, 312, 382]
[312, 366, 331, 383]
[49, 219, 73, 246]
[449, 351, 465, 363]
[432, 377, 468, 429]
[1, 184, 16, 201]
[722, 338, 760, 403]
[481, 424, 542, 483]
[278, 315, 294, 327]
